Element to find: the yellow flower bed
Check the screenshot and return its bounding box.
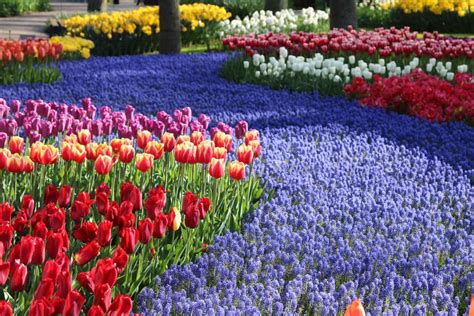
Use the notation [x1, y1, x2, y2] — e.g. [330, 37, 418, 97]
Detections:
[50, 36, 95, 59]
[390, 0, 474, 16]
[63, 4, 231, 39]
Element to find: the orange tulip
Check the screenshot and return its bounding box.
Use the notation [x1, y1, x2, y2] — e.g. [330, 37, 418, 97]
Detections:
[111, 138, 132, 153]
[94, 155, 114, 175]
[136, 153, 154, 173]
[190, 131, 203, 146]
[71, 143, 86, 163]
[344, 299, 365, 316]
[61, 143, 74, 162]
[237, 144, 254, 165]
[137, 130, 152, 149]
[31, 143, 58, 165]
[228, 161, 245, 181]
[196, 140, 214, 164]
[249, 140, 261, 158]
[145, 141, 164, 160]
[174, 141, 194, 164]
[161, 132, 175, 153]
[77, 129, 92, 145]
[244, 130, 259, 145]
[0, 148, 12, 170]
[6, 154, 24, 173]
[470, 295, 474, 316]
[213, 147, 227, 161]
[176, 135, 190, 145]
[85, 143, 99, 161]
[119, 144, 135, 163]
[213, 132, 232, 152]
[96, 143, 113, 157]
[22, 156, 34, 173]
[8, 136, 24, 154]
[63, 134, 78, 144]
[209, 158, 225, 179]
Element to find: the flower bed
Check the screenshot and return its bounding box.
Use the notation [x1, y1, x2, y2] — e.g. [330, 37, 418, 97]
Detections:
[63, 4, 231, 56]
[0, 98, 262, 313]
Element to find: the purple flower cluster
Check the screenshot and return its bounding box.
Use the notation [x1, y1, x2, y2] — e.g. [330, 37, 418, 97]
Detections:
[0, 53, 473, 314]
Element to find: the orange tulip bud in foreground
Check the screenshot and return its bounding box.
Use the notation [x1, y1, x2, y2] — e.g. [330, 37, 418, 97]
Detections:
[196, 140, 214, 164]
[145, 141, 164, 160]
[94, 155, 114, 175]
[8, 136, 24, 154]
[0, 148, 12, 170]
[136, 153, 154, 173]
[137, 130, 152, 149]
[237, 144, 254, 165]
[344, 299, 365, 316]
[161, 132, 175, 153]
[177, 135, 190, 145]
[209, 158, 225, 179]
[22, 157, 34, 173]
[63, 143, 86, 163]
[469, 295, 474, 316]
[85, 143, 99, 161]
[77, 129, 92, 145]
[6, 154, 24, 173]
[96, 143, 113, 157]
[111, 138, 132, 153]
[174, 141, 194, 164]
[249, 140, 261, 158]
[244, 130, 259, 145]
[119, 144, 135, 163]
[63, 134, 77, 144]
[213, 131, 232, 152]
[34, 144, 58, 165]
[228, 161, 245, 181]
[213, 147, 227, 161]
[190, 131, 203, 146]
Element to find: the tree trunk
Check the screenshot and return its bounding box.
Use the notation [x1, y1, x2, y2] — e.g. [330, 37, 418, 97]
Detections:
[159, 0, 181, 54]
[329, 0, 357, 29]
[264, 0, 288, 12]
[87, 0, 107, 12]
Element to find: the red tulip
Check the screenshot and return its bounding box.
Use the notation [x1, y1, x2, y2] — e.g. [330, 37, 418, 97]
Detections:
[120, 183, 142, 211]
[161, 132, 175, 152]
[44, 184, 59, 205]
[0, 262, 10, 285]
[209, 158, 225, 179]
[118, 144, 134, 163]
[77, 271, 95, 292]
[119, 227, 138, 254]
[42, 260, 60, 283]
[97, 220, 113, 247]
[70, 192, 94, 222]
[237, 144, 253, 164]
[213, 131, 232, 152]
[249, 140, 261, 158]
[213, 147, 227, 160]
[95, 155, 114, 175]
[112, 247, 128, 274]
[228, 161, 245, 181]
[145, 186, 166, 220]
[107, 294, 133, 316]
[190, 131, 203, 145]
[152, 213, 168, 239]
[74, 241, 101, 265]
[0, 202, 13, 221]
[94, 258, 118, 287]
[136, 130, 152, 149]
[8, 136, 24, 154]
[244, 130, 259, 145]
[6, 154, 24, 173]
[20, 235, 35, 265]
[0, 148, 10, 170]
[87, 305, 105, 316]
[32, 237, 45, 265]
[10, 263, 27, 291]
[138, 218, 153, 244]
[57, 270, 72, 299]
[50, 297, 65, 316]
[29, 299, 52, 316]
[135, 153, 153, 173]
[62, 290, 85, 316]
[34, 278, 55, 300]
[58, 185, 72, 208]
[174, 141, 194, 164]
[196, 140, 214, 164]
[0, 301, 12, 316]
[21, 195, 35, 218]
[48, 209, 66, 232]
[94, 284, 112, 312]
[73, 222, 98, 243]
[0, 223, 14, 250]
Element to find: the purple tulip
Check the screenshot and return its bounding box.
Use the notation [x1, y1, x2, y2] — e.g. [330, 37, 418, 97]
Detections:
[48, 102, 58, 112]
[0, 104, 10, 119]
[6, 120, 18, 136]
[100, 106, 112, 119]
[76, 108, 85, 120]
[198, 114, 210, 130]
[39, 121, 53, 138]
[92, 120, 103, 137]
[81, 97, 92, 110]
[173, 110, 182, 123]
[10, 100, 21, 113]
[118, 125, 132, 139]
[87, 105, 96, 119]
[235, 120, 249, 139]
[81, 117, 92, 131]
[210, 127, 219, 139]
[217, 122, 233, 136]
[37, 102, 50, 117]
[102, 119, 113, 136]
[157, 111, 172, 127]
[152, 120, 165, 138]
[182, 107, 192, 121]
[113, 112, 126, 126]
[25, 100, 37, 113]
[0, 132, 7, 148]
[59, 103, 68, 114]
[58, 115, 71, 133]
[131, 120, 143, 137]
[47, 110, 57, 122]
[125, 105, 135, 121]
[190, 120, 203, 133]
[168, 121, 181, 138]
[28, 131, 41, 144]
[14, 112, 25, 127]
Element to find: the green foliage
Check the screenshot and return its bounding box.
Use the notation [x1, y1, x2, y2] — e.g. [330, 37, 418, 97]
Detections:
[0, 61, 61, 85]
[179, 0, 264, 18]
[358, 7, 474, 34]
[0, 0, 50, 17]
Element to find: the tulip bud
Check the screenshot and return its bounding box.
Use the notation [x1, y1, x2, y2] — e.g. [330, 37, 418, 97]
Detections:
[8, 136, 24, 154]
[244, 130, 259, 145]
[344, 299, 365, 316]
[196, 140, 214, 164]
[209, 158, 225, 179]
[249, 140, 261, 158]
[237, 144, 254, 164]
[85, 143, 99, 161]
[228, 161, 245, 181]
[74, 241, 100, 265]
[94, 155, 114, 175]
[6, 154, 24, 173]
[97, 220, 113, 247]
[138, 218, 153, 244]
[0, 148, 11, 170]
[0, 301, 13, 316]
[135, 153, 154, 173]
[170, 207, 181, 232]
[10, 263, 27, 292]
[174, 141, 194, 164]
[77, 129, 92, 145]
[118, 144, 135, 163]
[213, 131, 232, 152]
[136, 130, 152, 149]
[213, 147, 227, 160]
[145, 141, 164, 160]
[190, 131, 203, 145]
[161, 132, 175, 152]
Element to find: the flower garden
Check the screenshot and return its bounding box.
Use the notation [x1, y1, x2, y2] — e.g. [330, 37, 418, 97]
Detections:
[0, 1, 473, 315]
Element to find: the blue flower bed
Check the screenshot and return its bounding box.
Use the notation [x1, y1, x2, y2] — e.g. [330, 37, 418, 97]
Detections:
[0, 53, 473, 314]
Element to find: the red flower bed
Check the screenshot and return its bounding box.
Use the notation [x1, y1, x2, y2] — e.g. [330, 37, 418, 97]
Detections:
[344, 70, 474, 124]
[223, 27, 474, 61]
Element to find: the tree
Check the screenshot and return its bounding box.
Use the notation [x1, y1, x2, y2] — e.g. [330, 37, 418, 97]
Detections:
[264, 0, 288, 12]
[329, 0, 358, 29]
[159, 0, 181, 54]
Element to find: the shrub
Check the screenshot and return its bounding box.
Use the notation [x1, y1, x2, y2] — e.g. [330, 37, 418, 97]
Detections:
[0, 0, 50, 17]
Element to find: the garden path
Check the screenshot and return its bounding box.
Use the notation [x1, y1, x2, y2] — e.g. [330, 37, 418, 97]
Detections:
[0, 0, 140, 40]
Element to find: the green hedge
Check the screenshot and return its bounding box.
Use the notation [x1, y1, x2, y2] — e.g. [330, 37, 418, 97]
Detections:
[0, 0, 50, 17]
[358, 7, 474, 34]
